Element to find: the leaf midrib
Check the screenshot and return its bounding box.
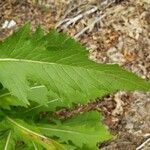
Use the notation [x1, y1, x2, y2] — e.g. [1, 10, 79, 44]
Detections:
[6, 117, 63, 150]
[0, 58, 56, 65]
[4, 131, 11, 150]
[0, 58, 148, 91]
[38, 126, 101, 137]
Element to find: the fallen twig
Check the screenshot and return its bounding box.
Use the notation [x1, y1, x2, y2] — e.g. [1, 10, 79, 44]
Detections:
[55, 4, 80, 29]
[74, 0, 116, 39]
[136, 137, 150, 150]
[56, 0, 119, 37]
[55, 1, 88, 29]
[63, 6, 98, 28]
[74, 14, 106, 39]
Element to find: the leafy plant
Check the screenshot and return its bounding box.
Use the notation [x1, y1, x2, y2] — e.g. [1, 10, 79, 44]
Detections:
[0, 23, 150, 150]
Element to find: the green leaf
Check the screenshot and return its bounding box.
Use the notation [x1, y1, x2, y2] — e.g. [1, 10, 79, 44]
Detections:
[0, 117, 66, 150]
[0, 85, 49, 109]
[0, 24, 150, 107]
[38, 111, 112, 150]
[18, 98, 66, 118]
[0, 130, 15, 150]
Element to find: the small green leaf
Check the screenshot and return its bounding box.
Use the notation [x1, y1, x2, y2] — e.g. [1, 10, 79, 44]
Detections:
[0, 117, 66, 150]
[0, 85, 49, 109]
[38, 111, 112, 150]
